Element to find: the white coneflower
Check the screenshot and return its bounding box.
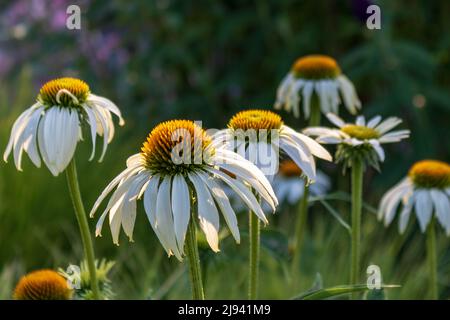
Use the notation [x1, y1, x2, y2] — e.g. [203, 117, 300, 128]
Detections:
[379, 159, 450, 299]
[213, 109, 331, 299]
[274, 159, 330, 205]
[3, 77, 124, 176]
[213, 109, 332, 182]
[304, 112, 409, 299]
[3, 77, 124, 300]
[304, 113, 410, 170]
[90, 120, 277, 300]
[274, 55, 361, 119]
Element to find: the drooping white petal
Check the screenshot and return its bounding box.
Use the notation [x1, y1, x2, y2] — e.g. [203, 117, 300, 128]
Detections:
[156, 176, 182, 260]
[95, 173, 139, 237]
[205, 166, 268, 224]
[430, 190, 450, 234]
[87, 93, 124, 125]
[213, 148, 278, 208]
[82, 105, 98, 161]
[302, 81, 314, 119]
[279, 135, 316, 181]
[171, 174, 191, 254]
[143, 175, 173, 256]
[414, 189, 433, 232]
[12, 106, 44, 170]
[337, 75, 360, 114]
[121, 172, 149, 241]
[399, 192, 415, 234]
[282, 126, 332, 161]
[189, 172, 220, 252]
[274, 73, 294, 111]
[3, 103, 40, 163]
[369, 139, 385, 162]
[90, 106, 110, 162]
[41, 107, 80, 176]
[199, 171, 240, 243]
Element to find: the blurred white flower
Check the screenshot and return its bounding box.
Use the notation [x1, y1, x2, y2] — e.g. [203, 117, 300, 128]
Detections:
[304, 113, 410, 169]
[212, 109, 332, 182]
[378, 160, 450, 234]
[274, 55, 361, 118]
[3, 77, 124, 176]
[273, 160, 331, 205]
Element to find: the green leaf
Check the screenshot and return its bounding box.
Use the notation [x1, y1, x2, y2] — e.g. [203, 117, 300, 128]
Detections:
[318, 199, 351, 233]
[292, 284, 400, 300]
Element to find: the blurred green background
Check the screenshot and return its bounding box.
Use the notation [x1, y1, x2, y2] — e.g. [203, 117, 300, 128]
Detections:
[1, 0, 450, 299]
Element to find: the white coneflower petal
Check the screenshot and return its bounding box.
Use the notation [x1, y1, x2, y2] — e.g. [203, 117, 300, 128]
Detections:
[399, 193, 415, 233]
[430, 190, 450, 234]
[189, 172, 220, 252]
[326, 113, 345, 128]
[198, 173, 240, 243]
[171, 174, 191, 254]
[415, 190, 433, 232]
[375, 117, 402, 134]
[157, 177, 182, 259]
[205, 166, 269, 224]
[367, 116, 382, 128]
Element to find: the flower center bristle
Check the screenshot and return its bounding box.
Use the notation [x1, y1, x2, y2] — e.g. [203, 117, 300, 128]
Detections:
[141, 120, 214, 176]
[409, 160, 450, 189]
[341, 125, 380, 140]
[292, 55, 341, 79]
[279, 160, 302, 177]
[38, 77, 90, 107]
[14, 270, 72, 300]
[228, 110, 283, 131]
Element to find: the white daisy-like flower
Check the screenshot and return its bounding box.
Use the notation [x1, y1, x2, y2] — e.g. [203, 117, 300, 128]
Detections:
[274, 54, 361, 118]
[303, 113, 410, 169]
[378, 160, 450, 235]
[273, 160, 330, 205]
[90, 120, 278, 260]
[212, 109, 332, 182]
[3, 77, 124, 176]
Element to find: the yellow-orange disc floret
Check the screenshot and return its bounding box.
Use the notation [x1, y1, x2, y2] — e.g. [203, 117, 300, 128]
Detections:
[38, 77, 90, 107]
[341, 125, 380, 140]
[141, 120, 214, 175]
[409, 160, 450, 189]
[13, 269, 72, 300]
[228, 110, 283, 131]
[292, 55, 341, 80]
[279, 159, 303, 177]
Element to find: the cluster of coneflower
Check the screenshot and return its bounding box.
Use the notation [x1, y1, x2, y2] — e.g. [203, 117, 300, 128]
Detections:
[5, 55, 449, 300]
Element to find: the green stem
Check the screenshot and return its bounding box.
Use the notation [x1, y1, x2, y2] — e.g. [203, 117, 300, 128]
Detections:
[309, 95, 322, 127]
[248, 207, 261, 300]
[350, 159, 363, 300]
[426, 217, 438, 300]
[291, 96, 321, 287]
[65, 159, 100, 300]
[185, 213, 205, 300]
